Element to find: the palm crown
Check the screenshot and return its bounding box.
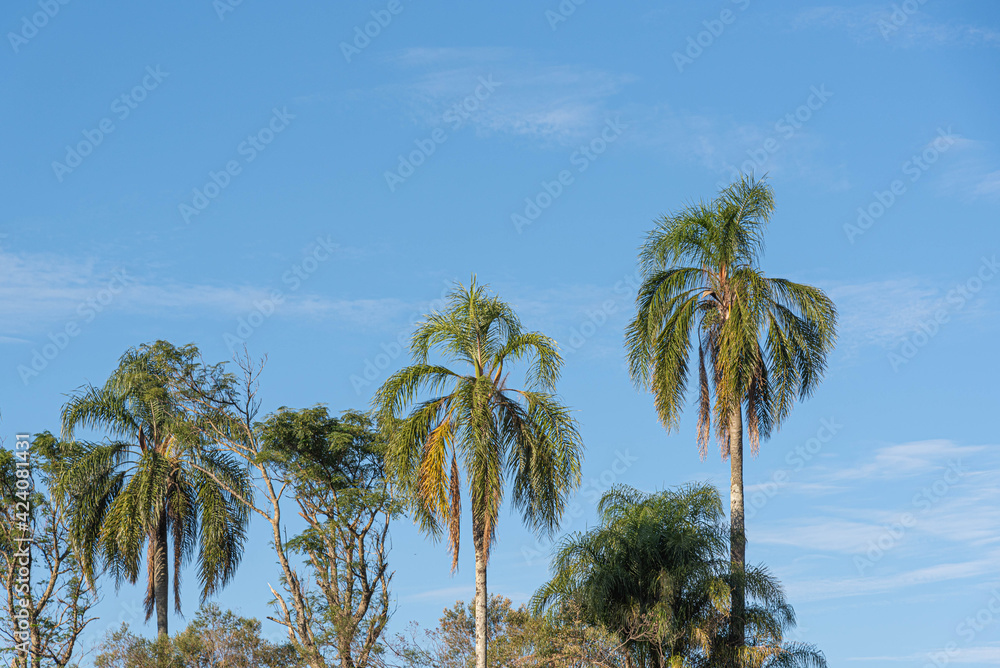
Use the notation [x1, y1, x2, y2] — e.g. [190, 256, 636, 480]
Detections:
[56, 342, 250, 635]
[533, 484, 826, 668]
[375, 279, 584, 569]
[625, 174, 837, 457]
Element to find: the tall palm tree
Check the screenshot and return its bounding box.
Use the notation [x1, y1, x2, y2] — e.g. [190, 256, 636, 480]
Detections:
[375, 278, 584, 668]
[56, 341, 250, 638]
[533, 484, 826, 668]
[624, 174, 837, 655]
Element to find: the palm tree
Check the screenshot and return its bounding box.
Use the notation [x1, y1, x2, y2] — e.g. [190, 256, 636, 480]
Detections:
[533, 484, 826, 668]
[624, 174, 837, 655]
[375, 278, 584, 668]
[533, 483, 727, 666]
[56, 342, 250, 638]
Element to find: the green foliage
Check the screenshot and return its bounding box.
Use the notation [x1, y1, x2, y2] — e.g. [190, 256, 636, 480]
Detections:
[533, 484, 826, 668]
[94, 603, 303, 668]
[152, 346, 401, 667]
[375, 278, 584, 567]
[533, 484, 727, 665]
[388, 595, 624, 668]
[625, 174, 837, 456]
[258, 406, 400, 667]
[1, 433, 99, 668]
[54, 341, 252, 633]
[258, 407, 397, 522]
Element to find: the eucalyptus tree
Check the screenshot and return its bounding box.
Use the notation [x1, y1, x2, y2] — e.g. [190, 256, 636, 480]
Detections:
[55, 342, 250, 638]
[258, 406, 401, 668]
[533, 484, 826, 668]
[624, 175, 837, 650]
[159, 349, 396, 668]
[375, 278, 584, 668]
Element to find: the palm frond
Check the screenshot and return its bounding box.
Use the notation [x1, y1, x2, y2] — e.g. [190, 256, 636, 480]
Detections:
[375, 279, 581, 573]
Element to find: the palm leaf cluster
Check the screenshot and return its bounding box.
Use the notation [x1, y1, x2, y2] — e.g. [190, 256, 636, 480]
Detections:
[375, 278, 584, 569]
[532, 484, 825, 668]
[55, 342, 250, 634]
[626, 175, 837, 457]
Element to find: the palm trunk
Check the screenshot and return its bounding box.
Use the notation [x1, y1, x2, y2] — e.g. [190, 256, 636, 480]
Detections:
[728, 405, 745, 656]
[153, 510, 169, 638]
[473, 532, 488, 668]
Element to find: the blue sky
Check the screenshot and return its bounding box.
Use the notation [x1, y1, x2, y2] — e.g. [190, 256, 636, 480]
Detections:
[2, 0, 1000, 665]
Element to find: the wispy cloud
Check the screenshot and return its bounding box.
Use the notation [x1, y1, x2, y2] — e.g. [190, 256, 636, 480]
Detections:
[829, 440, 981, 481]
[754, 439, 1000, 600]
[745, 480, 843, 496]
[973, 170, 1000, 197]
[754, 519, 889, 555]
[826, 266, 998, 358]
[933, 137, 1000, 202]
[0, 249, 410, 337]
[403, 585, 475, 602]
[370, 47, 633, 145]
[624, 98, 849, 190]
[362, 47, 849, 184]
[827, 278, 945, 351]
[850, 644, 1000, 664]
[789, 556, 999, 601]
[793, 5, 1000, 48]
